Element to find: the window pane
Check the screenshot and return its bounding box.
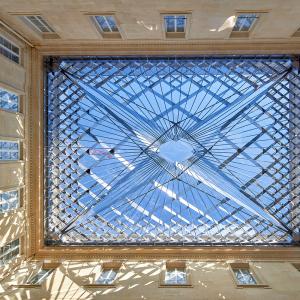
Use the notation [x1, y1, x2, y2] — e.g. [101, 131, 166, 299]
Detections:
[0, 239, 19, 266]
[233, 14, 258, 32]
[95, 16, 119, 33]
[0, 140, 19, 161]
[96, 269, 117, 284]
[0, 88, 19, 112]
[233, 268, 257, 285]
[0, 190, 19, 213]
[165, 16, 175, 32]
[27, 269, 53, 284]
[176, 16, 186, 32]
[165, 268, 187, 284]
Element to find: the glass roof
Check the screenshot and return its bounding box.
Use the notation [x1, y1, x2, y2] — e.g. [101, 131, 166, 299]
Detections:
[44, 56, 300, 246]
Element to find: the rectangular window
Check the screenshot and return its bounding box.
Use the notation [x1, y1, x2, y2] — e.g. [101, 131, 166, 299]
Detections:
[94, 15, 119, 33]
[0, 190, 19, 213]
[96, 268, 118, 285]
[232, 268, 257, 285]
[27, 269, 53, 285]
[232, 14, 259, 32]
[0, 88, 19, 112]
[0, 35, 19, 64]
[165, 267, 187, 285]
[24, 15, 55, 33]
[164, 15, 186, 33]
[0, 239, 19, 266]
[0, 140, 19, 161]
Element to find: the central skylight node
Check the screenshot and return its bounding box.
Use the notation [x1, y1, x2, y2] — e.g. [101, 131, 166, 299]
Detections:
[158, 140, 193, 163]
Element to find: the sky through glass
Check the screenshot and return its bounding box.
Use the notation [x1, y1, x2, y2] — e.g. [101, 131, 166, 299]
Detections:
[44, 56, 300, 246]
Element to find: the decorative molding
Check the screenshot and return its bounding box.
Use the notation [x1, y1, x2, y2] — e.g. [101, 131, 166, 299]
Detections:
[28, 47, 300, 261]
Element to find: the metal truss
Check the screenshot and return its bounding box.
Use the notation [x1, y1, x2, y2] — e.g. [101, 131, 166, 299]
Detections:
[44, 56, 300, 246]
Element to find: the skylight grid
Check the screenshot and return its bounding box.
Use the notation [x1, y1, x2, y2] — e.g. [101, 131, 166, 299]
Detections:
[233, 14, 259, 32]
[44, 56, 300, 246]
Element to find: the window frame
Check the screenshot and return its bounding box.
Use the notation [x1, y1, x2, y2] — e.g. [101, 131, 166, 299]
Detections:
[229, 262, 269, 288]
[0, 35, 20, 64]
[230, 12, 263, 38]
[160, 261, 192, 288]
[19, 15, 60, 39]
[161, 13, 191, 39]
[91, 14, 122, 39]
[83, 262, 122, 288]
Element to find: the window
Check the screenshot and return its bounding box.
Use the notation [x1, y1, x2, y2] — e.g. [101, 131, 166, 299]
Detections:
[0, 140, 19, 160]
[165, 268, 187, 285]
[0, 35, 19, 63]
[0, 190, 19, 213]
[0, 88, 19, 112]
[230, 13, 260, 38]
[233, 268, 257, 285]
[24, 15, 55, 33]
[232, 14, 259, 32]
[93, 15, 121, 38]
[96, 268, 118, 285]
[161, 262, 191, 287]
[27, 268, 53, 285]
[163, 15, 188, 38]
[94, 16, 119, 33]
[0, 239, 19, 266]
[230, 263, 268, 288]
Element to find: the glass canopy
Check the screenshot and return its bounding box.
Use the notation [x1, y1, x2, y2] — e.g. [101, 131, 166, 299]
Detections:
[44, 56, 300, 246]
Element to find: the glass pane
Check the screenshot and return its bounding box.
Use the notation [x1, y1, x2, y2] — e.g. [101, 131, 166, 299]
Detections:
[0, 239, 19, 266]
[0, 140, 19, 161]
[95, 16, 112, 32]
[165, 16, 176, 32]
[176, 16, 186, 32]
[27, 269, 53, 284]
[233, 268, 257, 285]
[233, 14, 258, 32]
[96, 269, 117, 284]
[106, 16, 118, 32]
[0, 88, 19, 112]
[165, 268, 187, 284]
[0, 190, 19, 213]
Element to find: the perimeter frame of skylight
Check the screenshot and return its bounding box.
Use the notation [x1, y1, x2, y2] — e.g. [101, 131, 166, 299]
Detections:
[43, 55, 300, 247]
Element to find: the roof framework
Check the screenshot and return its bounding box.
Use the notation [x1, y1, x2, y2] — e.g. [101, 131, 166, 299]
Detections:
[44, 56, 300, 246]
